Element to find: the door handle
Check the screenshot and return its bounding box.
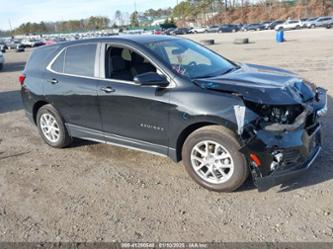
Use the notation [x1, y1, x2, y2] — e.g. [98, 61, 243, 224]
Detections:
[100, 86, 115, 93]
[47, 78, 59, 84]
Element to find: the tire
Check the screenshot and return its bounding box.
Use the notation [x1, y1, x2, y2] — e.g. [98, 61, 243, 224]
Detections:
[234, 38, 249, 44]
[0, 63, 3, 71]
[311, 24, 315, 29]
[36, 104, 72, 148]
[201, 39, 215, 45]
[182, 125, 249, 192]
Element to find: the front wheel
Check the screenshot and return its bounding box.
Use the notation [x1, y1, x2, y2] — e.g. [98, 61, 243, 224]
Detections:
[182, 126, 249, 192]
[37, 104, 72, 148]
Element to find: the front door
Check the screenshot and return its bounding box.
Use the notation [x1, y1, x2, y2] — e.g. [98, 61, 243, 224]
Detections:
[97, 44, 172, 154]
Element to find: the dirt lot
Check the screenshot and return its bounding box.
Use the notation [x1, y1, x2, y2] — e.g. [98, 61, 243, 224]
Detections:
[0, 29, 333, 242]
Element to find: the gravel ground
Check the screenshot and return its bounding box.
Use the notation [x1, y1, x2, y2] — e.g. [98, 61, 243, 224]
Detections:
[0, 28, 332, 242]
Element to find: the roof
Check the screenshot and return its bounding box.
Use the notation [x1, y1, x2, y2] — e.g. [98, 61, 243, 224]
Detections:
[55, 35, 180, 48]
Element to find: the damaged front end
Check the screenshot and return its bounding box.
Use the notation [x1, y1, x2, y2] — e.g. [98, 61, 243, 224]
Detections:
[195, 67, 328, 191]
[239, 87, 327, 191]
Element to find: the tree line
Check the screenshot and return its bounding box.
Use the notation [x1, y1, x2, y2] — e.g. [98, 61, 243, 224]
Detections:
[173, 0, 333, 25]
[1, 0, 333, 35]
[3, 16, 110, 35]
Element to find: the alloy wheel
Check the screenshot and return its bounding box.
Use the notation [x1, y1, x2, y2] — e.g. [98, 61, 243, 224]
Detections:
[190, 140, 234, 184]
[40, 113, 60, 143]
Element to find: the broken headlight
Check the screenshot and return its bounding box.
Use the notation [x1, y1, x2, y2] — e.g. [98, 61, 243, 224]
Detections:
[245, 101, 304, 125]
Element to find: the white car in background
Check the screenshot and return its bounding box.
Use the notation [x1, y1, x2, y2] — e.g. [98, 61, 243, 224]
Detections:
[189, 27, 207, 33]
[0, 51, 4, 71]
[275, 20, 302, 30]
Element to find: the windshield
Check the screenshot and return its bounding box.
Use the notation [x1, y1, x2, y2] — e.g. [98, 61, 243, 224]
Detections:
[144, 39, 236, 79]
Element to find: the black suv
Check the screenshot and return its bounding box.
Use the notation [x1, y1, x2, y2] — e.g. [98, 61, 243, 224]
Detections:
[20, 35, 327, 192]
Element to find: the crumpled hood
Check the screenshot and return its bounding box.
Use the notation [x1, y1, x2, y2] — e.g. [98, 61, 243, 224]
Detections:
[194, 63, 316, 105]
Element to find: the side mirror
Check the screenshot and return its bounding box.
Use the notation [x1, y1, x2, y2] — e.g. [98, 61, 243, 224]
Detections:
[134, 72, 169, 87]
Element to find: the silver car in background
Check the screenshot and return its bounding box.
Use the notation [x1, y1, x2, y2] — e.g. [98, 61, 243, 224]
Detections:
[303, 17, 319, 28]
[314, 16, 333, 27]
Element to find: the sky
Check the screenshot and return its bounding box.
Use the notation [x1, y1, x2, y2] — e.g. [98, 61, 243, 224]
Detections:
[0, 0, 179, 30]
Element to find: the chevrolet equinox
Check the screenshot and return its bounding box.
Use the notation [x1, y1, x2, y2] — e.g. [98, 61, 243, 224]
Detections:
[20, 35, 327, 192]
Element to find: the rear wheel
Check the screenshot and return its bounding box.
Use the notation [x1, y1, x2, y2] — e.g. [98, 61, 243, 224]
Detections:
[0, 63, 3, 71]
[182, 126, 249, 192]
[36, 104, 72, 148]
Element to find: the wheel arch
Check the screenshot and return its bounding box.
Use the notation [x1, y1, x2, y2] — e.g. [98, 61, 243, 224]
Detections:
[32, 100, 49, 124]
[174, 120, 237, 162]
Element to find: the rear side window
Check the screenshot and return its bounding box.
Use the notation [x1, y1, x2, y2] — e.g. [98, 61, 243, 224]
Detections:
[64, 44, 97, 77]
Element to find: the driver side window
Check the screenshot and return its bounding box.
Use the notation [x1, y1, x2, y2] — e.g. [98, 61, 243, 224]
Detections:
[105, 45, 157, 81]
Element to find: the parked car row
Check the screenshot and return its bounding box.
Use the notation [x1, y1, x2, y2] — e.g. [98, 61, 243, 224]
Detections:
[163, 16, 333, 36]
[1, 15, 332, 53]
[275, 16, 333, 30]
[0, 39, 28, 53]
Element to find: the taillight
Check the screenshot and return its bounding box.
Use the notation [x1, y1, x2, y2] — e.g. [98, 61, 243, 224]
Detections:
[19, 74, 26, 85]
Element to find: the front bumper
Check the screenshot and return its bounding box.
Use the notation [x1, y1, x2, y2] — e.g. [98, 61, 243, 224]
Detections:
[242, 87, 327, 191]
[255, 126, 322, 191]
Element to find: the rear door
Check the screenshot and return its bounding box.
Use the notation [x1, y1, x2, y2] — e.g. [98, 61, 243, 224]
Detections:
[45, 43, 102, 131]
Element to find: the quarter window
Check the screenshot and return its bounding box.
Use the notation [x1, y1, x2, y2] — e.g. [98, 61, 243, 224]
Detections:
[51, 50, 65, 73]
[64, 44, 97, 77]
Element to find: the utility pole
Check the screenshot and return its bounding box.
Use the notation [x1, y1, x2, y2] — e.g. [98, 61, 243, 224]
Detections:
[8, 19, 13, 37]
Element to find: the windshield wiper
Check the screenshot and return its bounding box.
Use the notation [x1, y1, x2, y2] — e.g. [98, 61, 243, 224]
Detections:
[193, 66, 240, 80]
[221, 65, 241, 75]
